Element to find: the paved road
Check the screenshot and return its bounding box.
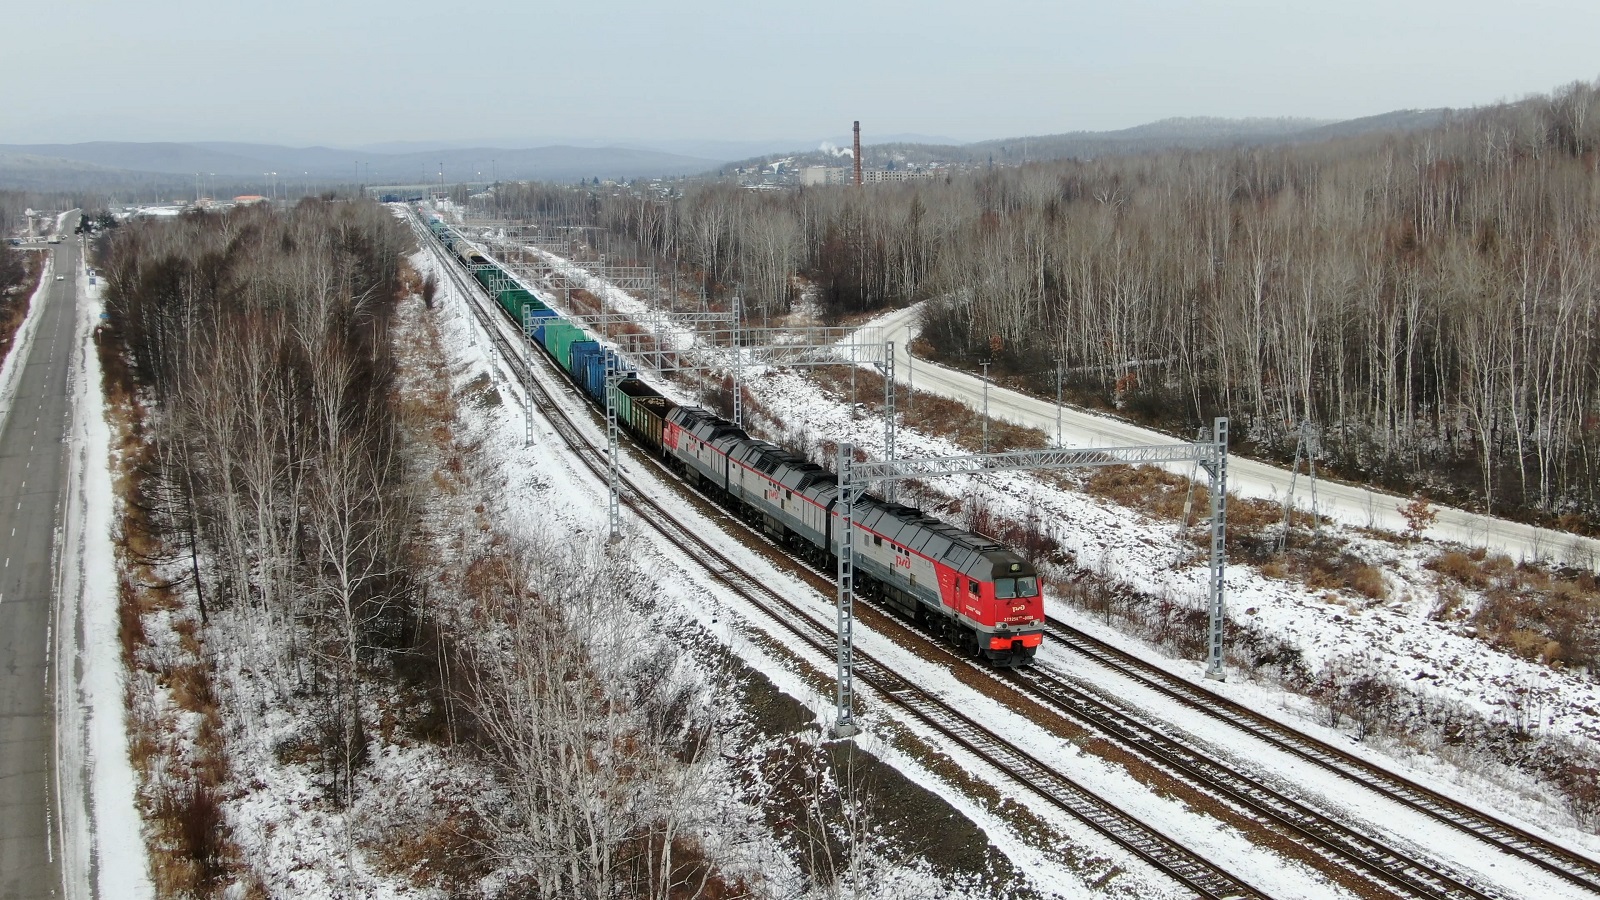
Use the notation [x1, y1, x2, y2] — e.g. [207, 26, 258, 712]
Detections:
[876, 304, 1600, 569]
[0, 213, 79, 899]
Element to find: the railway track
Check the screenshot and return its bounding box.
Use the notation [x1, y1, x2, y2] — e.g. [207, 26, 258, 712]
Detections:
[416, 214, 1599, 898]
[1005, 665, 1500, 899]
[1039, 617, 1600, 896]
[415, 217, 1270, 899]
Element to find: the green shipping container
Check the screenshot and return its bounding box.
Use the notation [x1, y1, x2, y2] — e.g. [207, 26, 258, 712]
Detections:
[541, 321, 592, 375]
[499, 288, 536, 320]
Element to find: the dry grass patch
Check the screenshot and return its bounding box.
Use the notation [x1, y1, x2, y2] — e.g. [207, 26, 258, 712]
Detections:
[99, 318, 245, 896]
[1473, 571, 1600, 668]
[0, 251, 43, 366]
[1083, 464, 1197, 522]
[1253, 542, 1390, 601]
[1424, 548, 1600, 668]
[1428, 550, 1490, 587]
[365, 805, 496, 891]
[1426, 548, 1512, 589]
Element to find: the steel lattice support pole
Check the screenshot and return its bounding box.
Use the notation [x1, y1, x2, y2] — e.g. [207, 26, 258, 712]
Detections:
[522, 306, 537, 447]
[834, 442, 858, 738]
[850, 336, 858, 416]
[1205, 416, 1229, 680]
[606, 358, 622, 543]
[732, 295, 744, 429]
[883, 341, 896, 503]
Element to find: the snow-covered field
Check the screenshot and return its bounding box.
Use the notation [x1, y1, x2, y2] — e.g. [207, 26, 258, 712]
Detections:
[432, 206, 1600, 897]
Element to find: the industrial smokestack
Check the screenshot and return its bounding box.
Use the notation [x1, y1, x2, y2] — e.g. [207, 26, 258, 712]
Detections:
[853, 121, 862, 186]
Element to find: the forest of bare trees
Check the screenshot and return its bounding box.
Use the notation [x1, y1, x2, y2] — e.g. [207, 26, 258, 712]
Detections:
[99, 199, 746, 896]
[487, 80, 1600, 528]
[103, 199, 415, 799]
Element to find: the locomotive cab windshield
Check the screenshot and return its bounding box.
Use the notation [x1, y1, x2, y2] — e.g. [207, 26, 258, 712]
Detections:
[994, 576, 1039, 599]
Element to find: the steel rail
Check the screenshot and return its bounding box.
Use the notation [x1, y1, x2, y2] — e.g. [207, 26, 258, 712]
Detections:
[1039, 617, 1600, 896]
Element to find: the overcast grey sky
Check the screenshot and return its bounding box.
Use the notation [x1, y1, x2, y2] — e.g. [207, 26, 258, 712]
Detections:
[7, 0, 1599, 147]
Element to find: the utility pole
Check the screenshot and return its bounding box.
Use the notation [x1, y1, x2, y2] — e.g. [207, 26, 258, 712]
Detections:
[981, 360, 991, 454]
[834, 442, 859, 738]
[1055, 359, 1063, 448]
[906, 348, 914, 415]
[850, 336, 858, 417]
[882, 341, 896, 502]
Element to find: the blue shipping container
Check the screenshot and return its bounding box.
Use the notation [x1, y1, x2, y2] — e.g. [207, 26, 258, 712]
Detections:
[566, 339, 601, 385]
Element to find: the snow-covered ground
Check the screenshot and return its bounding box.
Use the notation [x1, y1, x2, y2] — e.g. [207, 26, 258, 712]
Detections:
[0, 253, 52, 420]
[431, 208, 1600, 897]
[55, 260, 154, 899]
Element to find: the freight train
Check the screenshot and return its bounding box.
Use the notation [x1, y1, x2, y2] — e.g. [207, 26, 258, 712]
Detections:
[424, 213, 1045, 664]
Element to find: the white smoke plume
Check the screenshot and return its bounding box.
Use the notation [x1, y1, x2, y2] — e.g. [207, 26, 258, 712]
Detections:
[819, 141, 853, 158]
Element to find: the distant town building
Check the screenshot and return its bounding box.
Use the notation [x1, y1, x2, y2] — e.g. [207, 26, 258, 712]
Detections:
[801, 166, 942, 186]
[861, 169, 940, 183]
[233, 195, 267, 205]
[801, 166, 851, 186]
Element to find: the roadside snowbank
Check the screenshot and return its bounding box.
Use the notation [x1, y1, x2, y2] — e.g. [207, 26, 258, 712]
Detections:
[57, 258, 154, 897]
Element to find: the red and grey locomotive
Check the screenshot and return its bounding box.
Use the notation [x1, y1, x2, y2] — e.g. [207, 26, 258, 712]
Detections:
[664, 407, 1044, 665]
